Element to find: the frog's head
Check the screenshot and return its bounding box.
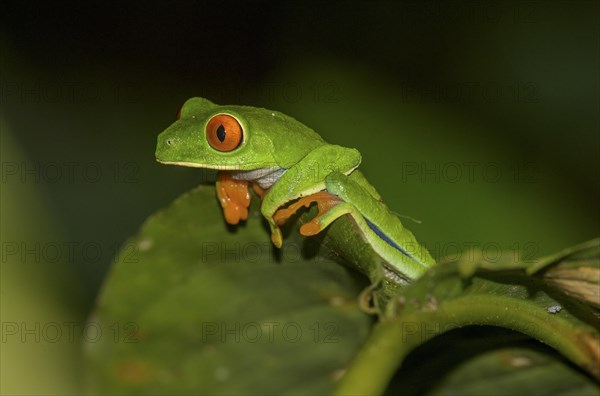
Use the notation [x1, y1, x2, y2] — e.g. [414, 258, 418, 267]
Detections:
[155, 97, 324, 173]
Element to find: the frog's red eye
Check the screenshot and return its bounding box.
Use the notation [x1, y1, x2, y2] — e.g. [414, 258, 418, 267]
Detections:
[176, 107, 182, 120]
[206, 114, 243, 152]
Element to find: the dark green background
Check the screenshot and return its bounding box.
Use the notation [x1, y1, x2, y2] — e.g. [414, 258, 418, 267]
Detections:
[1, 1, 598, 393]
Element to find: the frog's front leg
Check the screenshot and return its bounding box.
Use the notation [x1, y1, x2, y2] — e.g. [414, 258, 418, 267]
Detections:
[216, 172, 251, 224]
[261, 145, 361, 247]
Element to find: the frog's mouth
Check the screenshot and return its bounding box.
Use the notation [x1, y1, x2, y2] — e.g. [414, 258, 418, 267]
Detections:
[157, 159, 286, 190]
[156, 160, 244, 170]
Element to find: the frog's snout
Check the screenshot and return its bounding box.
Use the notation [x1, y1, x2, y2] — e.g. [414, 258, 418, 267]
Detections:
[155, 134, 174, 162]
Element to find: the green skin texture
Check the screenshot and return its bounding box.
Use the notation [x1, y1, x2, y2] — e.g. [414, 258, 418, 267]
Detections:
[156, 97, 436, 287]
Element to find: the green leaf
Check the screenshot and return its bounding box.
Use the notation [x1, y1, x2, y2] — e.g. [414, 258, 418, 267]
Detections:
[86, 185, 599, 395]
[530, 238, 600, 308]
[84, 186, 372, 395]
[431, 346, 598, 396]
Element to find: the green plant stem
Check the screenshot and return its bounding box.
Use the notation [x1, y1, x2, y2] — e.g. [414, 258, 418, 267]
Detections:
[334, 294, 599, 395]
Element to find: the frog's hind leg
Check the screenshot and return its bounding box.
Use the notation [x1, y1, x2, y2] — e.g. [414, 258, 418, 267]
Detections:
[325, 171, 434, 280]
[273, 170, 433, 281]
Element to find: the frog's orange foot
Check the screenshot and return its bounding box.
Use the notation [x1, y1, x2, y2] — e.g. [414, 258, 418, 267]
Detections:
[274, 192, 342, 236]
[216, 172, 250, 224]
[298, 222, 322, 236]
[251, 183, 267, 201]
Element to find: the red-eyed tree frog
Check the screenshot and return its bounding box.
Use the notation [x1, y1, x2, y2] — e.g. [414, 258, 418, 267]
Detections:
[156, 97, 435, 294]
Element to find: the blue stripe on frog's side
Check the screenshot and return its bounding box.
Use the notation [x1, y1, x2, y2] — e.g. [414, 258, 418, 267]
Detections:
[365, 218, 414, 260]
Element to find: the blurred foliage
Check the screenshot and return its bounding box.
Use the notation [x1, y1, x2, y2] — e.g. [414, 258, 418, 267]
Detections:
[87, 188, 599, 395]
[86, 187, 372, 395]
[86, 187, 599, 395]
[0, 123, 82, 394]
[387, 329, 599, 396]
[1, 0, 598, 394]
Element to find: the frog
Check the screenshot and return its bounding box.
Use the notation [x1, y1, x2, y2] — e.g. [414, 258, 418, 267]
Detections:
[155, 97, 435, 303]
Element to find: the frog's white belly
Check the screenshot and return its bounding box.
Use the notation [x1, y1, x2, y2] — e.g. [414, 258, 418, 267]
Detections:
[230, 167, 287, 189]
